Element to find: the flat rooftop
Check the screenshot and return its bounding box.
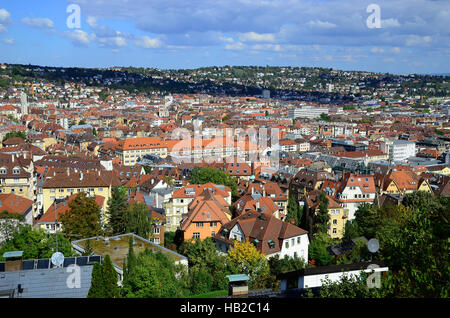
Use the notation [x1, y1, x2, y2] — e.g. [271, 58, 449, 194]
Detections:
[72, 233, 187, 269]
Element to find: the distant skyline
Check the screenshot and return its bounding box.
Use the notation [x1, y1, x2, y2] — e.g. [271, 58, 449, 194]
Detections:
[0, 0, 449, 75]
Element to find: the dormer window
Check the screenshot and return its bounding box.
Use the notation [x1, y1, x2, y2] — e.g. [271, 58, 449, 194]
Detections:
[13, 167, 21, 174]
[0, 167, 6, 174]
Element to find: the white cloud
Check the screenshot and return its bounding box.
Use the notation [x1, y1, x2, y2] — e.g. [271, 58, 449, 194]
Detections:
[98, 36, 127, 48]
[65, 30, 96, 47]
[238, 32, 275, 43]
[225, 42, 244, 50]
[22, 17, 54, 29]
[371, 47, 385, 53]
[134, 35, 162, 48]
[2, 38, 13, 44]
[86, 16, 98, 28]
[381, 18, 401, 28]
[306, 20, 337, 29]
[392, 47, 401, 54]
[219, 36, 234, 43]
[405, 35, 432, 46]
[0, 8, 11, 33]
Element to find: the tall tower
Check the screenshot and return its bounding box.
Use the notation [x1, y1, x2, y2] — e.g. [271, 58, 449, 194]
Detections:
[159, 95, 171, 117]
[21, 91, 28, 115]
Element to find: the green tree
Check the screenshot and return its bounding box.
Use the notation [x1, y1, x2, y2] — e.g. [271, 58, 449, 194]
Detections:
[226, 241, 270, 289]
[178, 238, 228, 292]
[122, 248, 186, 298]
[308, 232, 334, 266]
[189, 167, 238, 199]
[0, 225, 74, 261]
[316, 192, 330, 234]
[87, 262, 104, 298]
[285, 196, 300, 226]
[60, 192, 102, 239]
[107, 186, 129, 235]
[82, 240, 94, 256]
[124, 202, 151, 238]
[311, 273, 385, 298]
[102, 255, 120, 298]
[2, 131, 26, 142]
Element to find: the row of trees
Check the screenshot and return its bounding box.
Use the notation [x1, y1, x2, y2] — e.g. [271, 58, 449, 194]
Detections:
[307, 191, 449, 297]
[93, 236, 308, 298]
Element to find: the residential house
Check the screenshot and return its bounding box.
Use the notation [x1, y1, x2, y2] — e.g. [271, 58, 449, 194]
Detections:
[164, 183, 232, 232]
[214, 210, 309, 261]
[180, 189, 231, 241]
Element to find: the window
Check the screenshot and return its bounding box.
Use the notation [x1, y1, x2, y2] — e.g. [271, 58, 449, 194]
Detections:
[50, 189, 55, 193]
[98, 188, 103, 192]
[333, 219, 338, 225]
[196, 222, 203, 228]
[154, 227, 160, 234]
[331, 210, 335, 214]
[268, 240, 275, 249]
[59, 189, 64, 193]
[285, 241, 289, 249]
[210, 222, 217, 227]
[336, 210, 340, 215]
[193, 232, 200, 239]
[211, 231, 215, 237]
[297, 237, 301, 244]
[291, 238, 295, 246]
[333, 228, 337, 234]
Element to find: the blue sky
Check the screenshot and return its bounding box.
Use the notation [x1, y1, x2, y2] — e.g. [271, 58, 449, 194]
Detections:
[0, 0, 449, 74]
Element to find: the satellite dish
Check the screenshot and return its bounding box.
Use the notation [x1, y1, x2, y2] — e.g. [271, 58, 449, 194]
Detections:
[367, 238, 380, 253]
[51, 252, 64, 267]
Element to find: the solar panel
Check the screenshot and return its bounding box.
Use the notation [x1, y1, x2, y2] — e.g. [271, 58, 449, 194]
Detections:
[37, 259, 50, 269]
[63, 257, 75, 267]
[0, 262, 4, 272]
[76, 256, 88, 266]
[22, 260, 35, 270]
[88, 256, 101, 264]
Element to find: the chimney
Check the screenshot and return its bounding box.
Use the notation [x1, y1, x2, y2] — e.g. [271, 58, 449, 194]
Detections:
[67, 167, 70, 176]
[262, 185, 266, 197]
[11, 155, 14, 163]
[80, 171, 83, 181]
[256, 200, 260, 211]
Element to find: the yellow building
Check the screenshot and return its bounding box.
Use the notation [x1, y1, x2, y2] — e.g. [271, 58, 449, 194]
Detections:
[327, 196, 346, 239]
[41, 169, 121, 222]
[115, 137, 168, 166]
[0, 154, 34, 199]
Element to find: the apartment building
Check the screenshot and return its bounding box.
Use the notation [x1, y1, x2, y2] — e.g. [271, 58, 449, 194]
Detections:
[115, 137, 169, 166]
[40, 168, 121, 223]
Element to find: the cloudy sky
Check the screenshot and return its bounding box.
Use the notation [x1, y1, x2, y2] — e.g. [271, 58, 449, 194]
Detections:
[0, 0, 449, 74]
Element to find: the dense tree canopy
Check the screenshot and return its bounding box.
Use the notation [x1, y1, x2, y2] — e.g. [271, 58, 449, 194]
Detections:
[60, 192, 102, 239]
[0, 225, 73, 261]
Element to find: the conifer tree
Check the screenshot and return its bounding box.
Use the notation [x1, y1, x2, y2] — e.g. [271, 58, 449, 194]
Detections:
[87, 262, 104, 298]
[107, 186, 129, 235]
[102, 255, 120, 298]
